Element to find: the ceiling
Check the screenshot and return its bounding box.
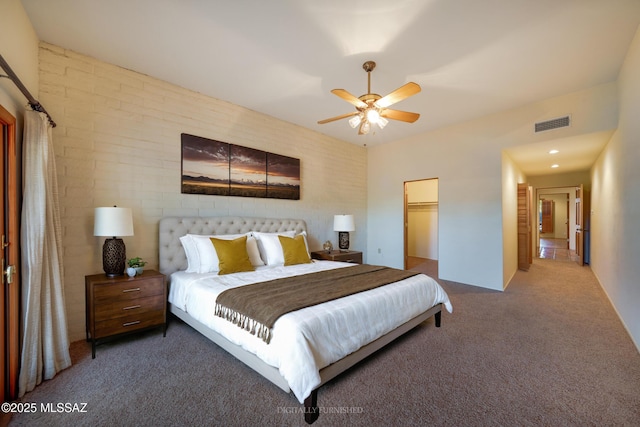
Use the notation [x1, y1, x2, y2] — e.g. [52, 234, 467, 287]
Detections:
[20, 0, 640, 174]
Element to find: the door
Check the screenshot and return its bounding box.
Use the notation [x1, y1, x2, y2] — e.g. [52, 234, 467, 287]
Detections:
[1, 104, 19, 401]
[517, 183, 531, 271]
[582, 190, 591, 264]
[404, 183, 408, 269]
[566, 199, 570, 249]
[575, 185, 591, 266]
[540, 199, 554, 233]
[575, 185, 584, 266]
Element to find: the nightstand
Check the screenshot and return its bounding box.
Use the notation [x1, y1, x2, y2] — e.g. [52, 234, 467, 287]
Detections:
[85, 270, 167, 358]
[310, 250, 363, 264]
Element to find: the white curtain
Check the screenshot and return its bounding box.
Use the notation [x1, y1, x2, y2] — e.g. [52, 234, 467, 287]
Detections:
[18, 109, 71, 397]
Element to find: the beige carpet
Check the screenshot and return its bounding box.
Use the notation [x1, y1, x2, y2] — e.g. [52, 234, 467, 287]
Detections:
[8, 259, 640, 426]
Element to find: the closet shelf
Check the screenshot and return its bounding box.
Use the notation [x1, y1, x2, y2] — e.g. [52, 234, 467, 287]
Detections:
[407, 201, 438, 206]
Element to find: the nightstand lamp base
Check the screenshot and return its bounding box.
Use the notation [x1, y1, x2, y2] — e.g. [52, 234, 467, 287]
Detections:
[102, 237, 126, 277]
[338, 231, 350, 251]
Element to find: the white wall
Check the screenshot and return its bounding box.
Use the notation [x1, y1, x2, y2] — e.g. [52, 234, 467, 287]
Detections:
[407, 179, 438, 203]
[0, 0, 39, 134]
[368, 82, 618, 291]
[528, 171, 591, 191]
[37, 44, 367, 342]
[590, 25, 640, 350]
[553, 195, 568, 239]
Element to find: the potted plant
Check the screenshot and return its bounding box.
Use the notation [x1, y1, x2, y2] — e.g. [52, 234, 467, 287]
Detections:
[127, 257, 147, 276]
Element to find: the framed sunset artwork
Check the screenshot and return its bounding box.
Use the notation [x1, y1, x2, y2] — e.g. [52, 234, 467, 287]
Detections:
[181, 133, 300, 200]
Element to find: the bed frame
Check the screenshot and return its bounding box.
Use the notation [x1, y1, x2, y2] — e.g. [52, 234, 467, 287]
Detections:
[159, 216, 442, 424]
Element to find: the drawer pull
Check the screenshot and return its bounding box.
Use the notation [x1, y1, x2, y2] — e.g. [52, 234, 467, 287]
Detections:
[123, 320, 141, 327]
[122, 288, 141, 293]
[123, 305, 141, 311]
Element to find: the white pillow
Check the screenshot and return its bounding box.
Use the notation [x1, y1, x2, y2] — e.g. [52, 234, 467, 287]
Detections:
[179, 235, 199, 273]
[192, 234, 238, 273]
[181, 233, 265, 273]
[252, 230, 296, 266]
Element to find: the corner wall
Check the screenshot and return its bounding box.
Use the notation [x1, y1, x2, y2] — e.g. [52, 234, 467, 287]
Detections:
[38, 44, 367, 342]
[502, 152, 526, 288]
[590, 25, 640, 350]
[0, 0, 39, 134]
[367, 83, 618, 290]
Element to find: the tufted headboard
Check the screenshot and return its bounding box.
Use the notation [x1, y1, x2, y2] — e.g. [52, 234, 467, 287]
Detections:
[158, 216, 307, 277]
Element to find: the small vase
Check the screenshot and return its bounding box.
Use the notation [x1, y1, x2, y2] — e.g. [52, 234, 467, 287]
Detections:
[126, 267, 137, 277]
[135, 267, 144, 275]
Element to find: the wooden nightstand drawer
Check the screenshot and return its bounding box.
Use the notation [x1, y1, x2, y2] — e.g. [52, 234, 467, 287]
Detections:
[93, 278, 163, 302]
[95, 310, 165, 338]
[94, 294, 165, 322]
[85, 270, 167, 358]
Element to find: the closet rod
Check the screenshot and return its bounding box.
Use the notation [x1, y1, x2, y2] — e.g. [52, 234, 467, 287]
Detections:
[0, 54, 56, 127]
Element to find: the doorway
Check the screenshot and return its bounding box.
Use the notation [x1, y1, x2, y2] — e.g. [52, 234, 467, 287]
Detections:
[1, 104, 20, 402]
[404, 178, 438, 272]
[535, 187, 579, 263]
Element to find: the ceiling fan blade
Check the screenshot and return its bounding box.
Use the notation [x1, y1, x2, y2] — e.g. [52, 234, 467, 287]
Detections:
[331, 89, 368, 109]
[317, 111, 359, 125]
[380, 109, 420, 123]
[374, 82, 421, 108]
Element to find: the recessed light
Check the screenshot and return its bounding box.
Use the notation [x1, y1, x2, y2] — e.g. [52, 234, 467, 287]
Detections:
[551, 164, 559, 168]
[549, 149, 559, 154]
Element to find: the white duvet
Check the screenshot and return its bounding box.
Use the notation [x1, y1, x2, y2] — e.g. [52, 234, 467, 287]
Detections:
[168, 260, 452, 403]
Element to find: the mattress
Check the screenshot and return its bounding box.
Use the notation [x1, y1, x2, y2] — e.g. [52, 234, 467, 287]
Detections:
[168, 260, 452, 403]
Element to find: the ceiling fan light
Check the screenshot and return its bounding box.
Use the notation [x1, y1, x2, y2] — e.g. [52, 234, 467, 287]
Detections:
[361, 121, 370, 134]
[366, 108, 380, 124]
[377, 116, 388, 129]
[349, 114, 362, 128]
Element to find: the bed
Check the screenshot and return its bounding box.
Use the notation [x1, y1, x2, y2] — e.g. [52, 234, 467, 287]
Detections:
[159, 216, 452, 423]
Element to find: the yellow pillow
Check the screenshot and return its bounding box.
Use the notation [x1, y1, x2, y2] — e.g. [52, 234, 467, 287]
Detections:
[210, 236, 255, 275]
[279, 235, 311, 266]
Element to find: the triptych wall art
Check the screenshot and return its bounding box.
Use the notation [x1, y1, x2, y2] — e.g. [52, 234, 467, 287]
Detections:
[180, 133, 300, 200]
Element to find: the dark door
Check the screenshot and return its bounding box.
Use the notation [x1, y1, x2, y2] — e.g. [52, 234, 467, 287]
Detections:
[517, 183, 531, 271]
[575, 185, 584, 266]
[1, 104, 20, 401]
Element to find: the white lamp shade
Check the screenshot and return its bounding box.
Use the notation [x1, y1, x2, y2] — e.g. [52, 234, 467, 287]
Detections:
[333, 214, 355, 232]
[94, 207, 134, 237]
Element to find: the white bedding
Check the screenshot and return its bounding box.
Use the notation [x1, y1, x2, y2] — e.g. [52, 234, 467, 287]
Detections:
[168, 260, 452, 403]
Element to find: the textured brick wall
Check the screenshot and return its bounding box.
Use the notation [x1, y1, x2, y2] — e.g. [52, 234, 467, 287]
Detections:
[38, 43, 367, 341]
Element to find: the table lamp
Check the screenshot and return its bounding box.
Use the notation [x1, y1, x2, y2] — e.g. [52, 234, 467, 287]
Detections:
[333, 214, 355, 251]
[94, 207, 134, 277]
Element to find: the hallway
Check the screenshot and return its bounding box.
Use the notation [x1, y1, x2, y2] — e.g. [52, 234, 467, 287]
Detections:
[538, 237, 578, 262]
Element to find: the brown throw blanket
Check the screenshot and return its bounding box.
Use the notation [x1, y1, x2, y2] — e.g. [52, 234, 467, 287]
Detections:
[214, 264, 420, 343]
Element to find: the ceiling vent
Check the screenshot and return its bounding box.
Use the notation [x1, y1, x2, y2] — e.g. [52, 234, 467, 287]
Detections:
[534, 115, 571, 133]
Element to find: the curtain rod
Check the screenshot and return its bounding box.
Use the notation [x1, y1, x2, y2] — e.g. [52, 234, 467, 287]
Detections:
[0, 54, 56, 127]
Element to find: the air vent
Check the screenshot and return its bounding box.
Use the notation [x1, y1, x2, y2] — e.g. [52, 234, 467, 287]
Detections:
[534, 115, 571, 133]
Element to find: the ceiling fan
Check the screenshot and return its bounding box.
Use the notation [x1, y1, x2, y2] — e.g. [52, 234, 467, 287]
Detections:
[318, 61, 421, 135]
